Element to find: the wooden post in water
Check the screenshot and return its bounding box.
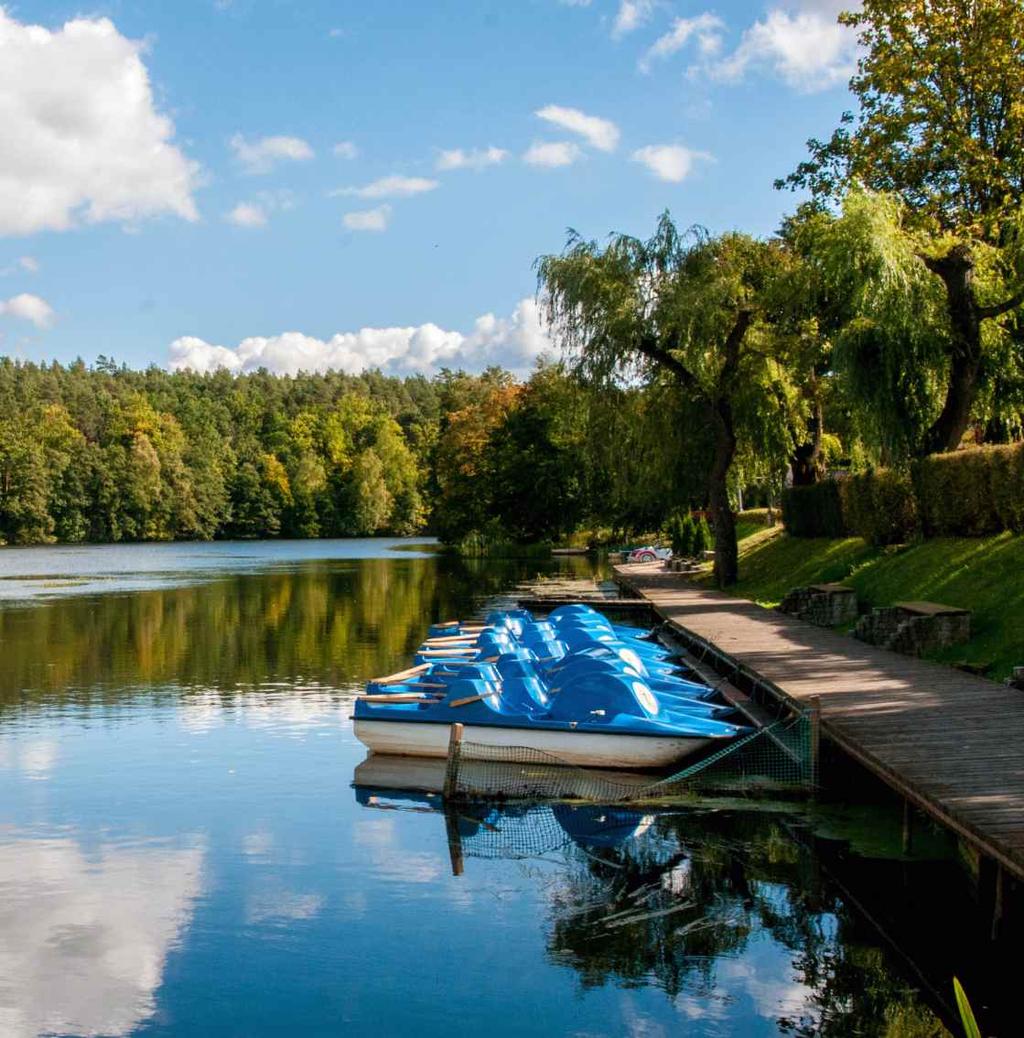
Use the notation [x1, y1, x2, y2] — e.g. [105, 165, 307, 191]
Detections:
[442, 723, 464, 800]
[902, 798, 914, 855]
[808, 696, 822, 789]
[442, 723, 466, 875]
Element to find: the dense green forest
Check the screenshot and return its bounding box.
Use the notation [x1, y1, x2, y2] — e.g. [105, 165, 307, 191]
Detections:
[0, 358, 711, 547]
[3, 1, 1024, 586]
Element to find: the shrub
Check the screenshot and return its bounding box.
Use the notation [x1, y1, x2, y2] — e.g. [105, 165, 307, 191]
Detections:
[913, 442, 1024, 536]
[666, 512, 694, 556]
[692, 516, 713, 555]
[781, 481, 847, 537]
[840, 468, 919, 546]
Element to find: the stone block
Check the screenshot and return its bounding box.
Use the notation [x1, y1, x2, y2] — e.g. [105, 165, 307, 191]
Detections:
[855, 602, 971, 656]
[779, 583, 859, 627]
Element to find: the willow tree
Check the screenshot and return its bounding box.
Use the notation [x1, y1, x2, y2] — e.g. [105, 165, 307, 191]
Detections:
[538, 216, 802, 587]
[780, 0, 1024, 454]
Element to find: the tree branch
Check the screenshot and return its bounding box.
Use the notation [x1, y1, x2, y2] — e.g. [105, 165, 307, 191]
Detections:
[633, 333, 703, 395]
[978, 287, 1024, 320]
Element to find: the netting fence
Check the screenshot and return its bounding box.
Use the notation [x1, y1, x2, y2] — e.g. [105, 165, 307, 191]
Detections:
[442, 709, 818, 805]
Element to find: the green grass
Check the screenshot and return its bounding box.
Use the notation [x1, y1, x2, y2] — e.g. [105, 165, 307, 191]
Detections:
[703, 527, 1024, 680]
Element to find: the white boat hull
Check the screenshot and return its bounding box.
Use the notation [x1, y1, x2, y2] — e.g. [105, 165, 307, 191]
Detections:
[352, 719, 712, 770]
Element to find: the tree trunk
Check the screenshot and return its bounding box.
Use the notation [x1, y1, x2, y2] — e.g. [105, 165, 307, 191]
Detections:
[791, 396, 824, 485]
[921, 246, 983, 455]
[708, 398, 738, 588]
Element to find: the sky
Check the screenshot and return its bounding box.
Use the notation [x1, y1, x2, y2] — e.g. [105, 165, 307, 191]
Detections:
[0, 0, 859, 377]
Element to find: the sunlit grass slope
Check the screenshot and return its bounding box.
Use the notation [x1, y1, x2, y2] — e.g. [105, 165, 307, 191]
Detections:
[702, 527, 1024, 680]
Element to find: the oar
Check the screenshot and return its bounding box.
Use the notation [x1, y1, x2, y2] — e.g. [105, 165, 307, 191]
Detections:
[358, 693, 443, 704]
[370, 663, 431, 685]
[448, 691, 500, 708]
[419, 648, 478, 657]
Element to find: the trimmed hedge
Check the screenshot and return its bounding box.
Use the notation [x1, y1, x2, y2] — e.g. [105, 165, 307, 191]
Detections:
[782, 442, 1024, 543]
[840, 469, 919, 546]
[913, 443, 1024, 536]
[781, 481, 847, 538]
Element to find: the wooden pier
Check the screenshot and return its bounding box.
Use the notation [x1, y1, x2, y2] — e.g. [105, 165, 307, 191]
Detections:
[614, 562, 1024, 886]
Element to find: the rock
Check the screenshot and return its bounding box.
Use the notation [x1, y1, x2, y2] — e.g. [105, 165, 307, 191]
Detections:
[778, 583, 859, 627]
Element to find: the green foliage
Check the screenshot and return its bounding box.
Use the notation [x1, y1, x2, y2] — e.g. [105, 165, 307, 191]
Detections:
[782, 481, 847, 538]
[692, 516, 712, 556]
[953, 978, 982, 1038]
[840, 469, 919, 546]
[913, 443, 1024, 536]
[667, 512, 696, 557]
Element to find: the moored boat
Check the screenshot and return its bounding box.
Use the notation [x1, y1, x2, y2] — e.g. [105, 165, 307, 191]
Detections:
[351, 604, 747, 770]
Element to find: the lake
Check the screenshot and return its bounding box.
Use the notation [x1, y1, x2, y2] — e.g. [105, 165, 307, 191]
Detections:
[0, 539, 1009, 1036]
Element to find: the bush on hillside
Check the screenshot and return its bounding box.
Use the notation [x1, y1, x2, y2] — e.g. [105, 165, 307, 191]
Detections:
[840, 468, 919, 546]
[692, 516, 713, 555]
[781, 481, 847, 537]
[913, 442, 1024, 536]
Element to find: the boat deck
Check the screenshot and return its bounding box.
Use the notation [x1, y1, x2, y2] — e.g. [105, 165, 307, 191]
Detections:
[614, 563, 1024, 882]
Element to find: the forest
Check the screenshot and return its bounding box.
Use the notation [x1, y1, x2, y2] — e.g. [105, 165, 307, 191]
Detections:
[2, 1, 1024, 588]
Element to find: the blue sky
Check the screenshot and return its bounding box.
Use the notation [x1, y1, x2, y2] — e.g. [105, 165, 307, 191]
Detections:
[0, 0, 857, 376]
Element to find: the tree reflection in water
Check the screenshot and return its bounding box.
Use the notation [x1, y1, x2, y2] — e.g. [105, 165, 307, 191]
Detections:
[385, 795, 951, 1037]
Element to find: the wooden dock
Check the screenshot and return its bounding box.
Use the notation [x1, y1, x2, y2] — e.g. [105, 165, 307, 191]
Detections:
[615, 562, 1024, 885]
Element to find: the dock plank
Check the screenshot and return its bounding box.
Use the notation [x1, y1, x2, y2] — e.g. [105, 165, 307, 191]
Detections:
[614, 563, 1024, 880]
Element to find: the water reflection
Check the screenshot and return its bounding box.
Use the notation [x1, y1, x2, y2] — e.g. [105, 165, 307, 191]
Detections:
[0, 835, 203, 1038]
[353, 777, 950, 1037]
[0, 547, 1004, 1036]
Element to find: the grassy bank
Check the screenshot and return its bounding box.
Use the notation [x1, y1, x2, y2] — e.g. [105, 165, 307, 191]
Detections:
[703, 526, 1024, 679]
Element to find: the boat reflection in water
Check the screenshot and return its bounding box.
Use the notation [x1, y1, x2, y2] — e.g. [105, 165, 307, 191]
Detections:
[352, 752, 992, 1037]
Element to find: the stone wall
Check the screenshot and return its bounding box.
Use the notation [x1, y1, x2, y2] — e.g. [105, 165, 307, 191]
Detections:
[778, 584, 859, 627]
[855, 604, 971, 656]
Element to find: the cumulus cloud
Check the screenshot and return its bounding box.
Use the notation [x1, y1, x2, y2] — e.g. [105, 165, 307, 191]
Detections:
[707, 2, 858, 92]
[0, 10, 198, 236]
[436, 146, 509, 171]
[168, 298, 552, 378]
[230, 134, 314, 174]
[632, 144, 711, 182]
[640, 14, 726, 72]
[523, 141, 582, 168]
[535, 105, 619, 152]
[333, 140, 359, 159]
[343, 205, 392, 232]
[226, 202, 267, 228]
[333, 176, 439, 199]
[0, 293, 55, 329]
[612, 0, 655, 38]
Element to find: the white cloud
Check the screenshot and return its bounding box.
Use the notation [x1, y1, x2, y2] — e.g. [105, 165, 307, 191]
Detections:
[631, 144, 711, 182]
[535, 105, 620, 152]
[436, 147, 509, 171]
[333, 175, 439, 199]
[168, 297, 552, 378]
[523, 141, 582, 168]
[708, 2, 858, 92]
[640, 14, 726, 72]
[225, 202, 268, 228]
[0, 293, 55, 328]
[612, 0, 655, 38]
[230, 133, 314, 174]
[0, 10, 198, 237]
[343, 205, 392, 232]
[333, 140, 359, 159]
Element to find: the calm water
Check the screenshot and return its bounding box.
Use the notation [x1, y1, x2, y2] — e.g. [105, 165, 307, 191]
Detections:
[0, 540, 1011, 1036]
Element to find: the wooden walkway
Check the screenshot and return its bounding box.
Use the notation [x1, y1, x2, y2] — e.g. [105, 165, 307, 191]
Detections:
[615, 563, 1024, 882]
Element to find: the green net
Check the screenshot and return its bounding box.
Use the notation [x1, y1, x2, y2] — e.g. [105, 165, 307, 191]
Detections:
[443, 710, 817, 804]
